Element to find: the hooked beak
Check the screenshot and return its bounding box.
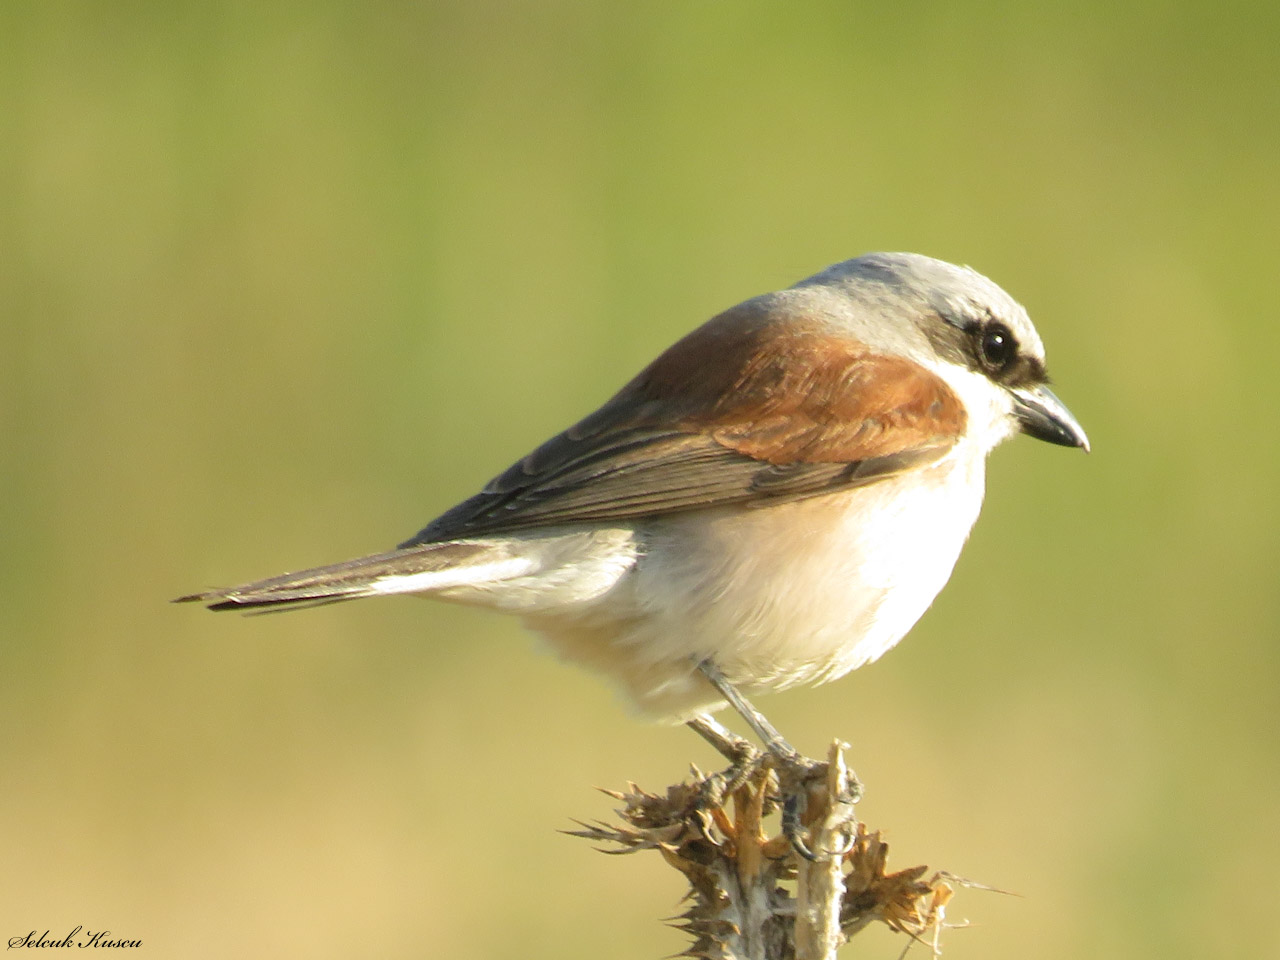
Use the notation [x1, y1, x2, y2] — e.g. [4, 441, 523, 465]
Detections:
[1011, 384, 1090, 452]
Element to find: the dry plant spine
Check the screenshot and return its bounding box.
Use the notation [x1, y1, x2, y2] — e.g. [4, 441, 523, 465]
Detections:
[571, 740, 979, 960]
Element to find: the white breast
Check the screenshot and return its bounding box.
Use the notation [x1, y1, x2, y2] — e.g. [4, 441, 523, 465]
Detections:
[524, 447, 989, 720]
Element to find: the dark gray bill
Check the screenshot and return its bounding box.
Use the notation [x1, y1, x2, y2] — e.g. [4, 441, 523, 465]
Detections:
[1011, 384, 1090, 451]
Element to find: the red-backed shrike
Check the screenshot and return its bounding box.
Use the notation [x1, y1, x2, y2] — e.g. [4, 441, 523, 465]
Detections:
[180, 253, 1087, 747]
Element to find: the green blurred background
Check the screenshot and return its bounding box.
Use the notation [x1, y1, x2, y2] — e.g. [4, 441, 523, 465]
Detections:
[3, 1, 1277, 957]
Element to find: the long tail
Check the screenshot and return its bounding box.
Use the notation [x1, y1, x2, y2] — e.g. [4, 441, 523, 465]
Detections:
[174, 540, 535, 612]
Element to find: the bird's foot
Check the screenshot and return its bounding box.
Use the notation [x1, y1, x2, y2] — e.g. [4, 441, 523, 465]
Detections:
[688, 663, 865, 861]
[770, 748, 863, 862]
[687, 714, 767, 811]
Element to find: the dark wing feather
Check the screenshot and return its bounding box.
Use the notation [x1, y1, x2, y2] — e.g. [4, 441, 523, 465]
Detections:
[404, 302, 968, 545]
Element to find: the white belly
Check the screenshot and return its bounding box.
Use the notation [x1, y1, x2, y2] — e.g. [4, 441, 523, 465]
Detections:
[523, 449, 988, 719]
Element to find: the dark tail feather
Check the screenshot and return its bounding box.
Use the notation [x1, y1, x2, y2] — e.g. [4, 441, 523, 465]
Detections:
[174, 540, 499, 612]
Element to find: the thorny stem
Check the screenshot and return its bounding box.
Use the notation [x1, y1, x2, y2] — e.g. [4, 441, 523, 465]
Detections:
[570, 740, 962, 960]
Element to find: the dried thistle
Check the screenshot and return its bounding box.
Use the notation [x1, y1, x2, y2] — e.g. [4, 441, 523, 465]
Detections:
[569, 741, 970, 960]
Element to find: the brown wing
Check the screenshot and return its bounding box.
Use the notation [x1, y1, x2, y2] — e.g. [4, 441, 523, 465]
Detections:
[403, 301, 967, 545]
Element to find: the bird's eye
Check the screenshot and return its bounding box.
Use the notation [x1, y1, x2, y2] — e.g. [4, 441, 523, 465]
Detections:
[978, 323, 1018, 373]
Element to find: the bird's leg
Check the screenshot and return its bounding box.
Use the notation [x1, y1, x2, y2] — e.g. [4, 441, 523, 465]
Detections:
[696, 659, 811, 768]
[686, 713, 762, 804]
[696, 659, 828, 861]
[686, 713, 758, 765]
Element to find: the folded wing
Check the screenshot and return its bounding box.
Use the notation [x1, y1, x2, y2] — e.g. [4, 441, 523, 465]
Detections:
[405, 301, 967, 545]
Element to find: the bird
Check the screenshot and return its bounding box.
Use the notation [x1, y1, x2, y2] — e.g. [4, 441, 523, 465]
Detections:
[177, 252, 1088, 760]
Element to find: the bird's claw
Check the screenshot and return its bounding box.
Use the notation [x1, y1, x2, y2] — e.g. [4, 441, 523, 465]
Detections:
[782, 789, 821, 862]
[770, 751, 827, 861]
[697, 752, 764, 809]
[772, 749, 865, 862]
